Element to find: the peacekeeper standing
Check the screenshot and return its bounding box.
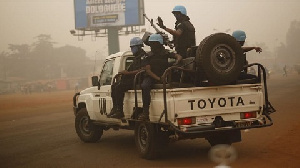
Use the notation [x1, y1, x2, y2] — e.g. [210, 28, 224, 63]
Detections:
[157, 5, 196, 58]
[138, 34, 182, 121]
[108, 37, 148, 119]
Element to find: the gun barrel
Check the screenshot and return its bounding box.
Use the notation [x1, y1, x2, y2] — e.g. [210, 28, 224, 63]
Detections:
[143, 13, 174, 49]
[143, 13, 160, 33]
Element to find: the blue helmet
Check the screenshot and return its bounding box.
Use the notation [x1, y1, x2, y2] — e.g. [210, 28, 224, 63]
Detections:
[232, 30, 246, 42]
[130, 37, 143, 47]
[148, 34, 163, 45]
[172, 5, 187, 15]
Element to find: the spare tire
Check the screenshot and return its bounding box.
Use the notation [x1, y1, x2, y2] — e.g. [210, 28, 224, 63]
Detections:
[195, 33, 244, 85]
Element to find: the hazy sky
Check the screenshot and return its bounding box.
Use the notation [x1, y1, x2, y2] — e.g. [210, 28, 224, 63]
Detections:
[0, 0, 300, 59]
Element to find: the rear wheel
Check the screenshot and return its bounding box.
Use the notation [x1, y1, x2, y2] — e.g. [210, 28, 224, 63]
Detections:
[75, 108, 103, 142]
[135, 122, 160, 159]
[196, 33, 244, 85]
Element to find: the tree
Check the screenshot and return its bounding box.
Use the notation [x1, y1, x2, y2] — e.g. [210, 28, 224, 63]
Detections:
[29, 34, 57, 79]
[277, 20, 300, 65]
[54, 45, 90, 77]
[5, 44, 31, 79]
[2, 33, 94, 81]
[0, 52, 9, 80]
[7, 44, 30, 58]
[286, 20, 300, 63]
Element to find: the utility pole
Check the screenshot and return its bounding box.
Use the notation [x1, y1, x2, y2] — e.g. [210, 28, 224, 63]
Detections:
[107, 27, 120, 55]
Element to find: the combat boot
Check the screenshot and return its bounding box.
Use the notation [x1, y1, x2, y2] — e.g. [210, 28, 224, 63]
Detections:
[107, 107, 117, 117]
[110, 108, 124, 119]
[138, 108, 150, 121]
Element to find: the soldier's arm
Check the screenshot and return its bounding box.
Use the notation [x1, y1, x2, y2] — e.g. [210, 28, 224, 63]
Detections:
[145, 65, 160, 81]
[242, 47, 262, 53]
[165, 28, 182, 37]
[172, 53, 182, 66]
[119, 69, 141, 75]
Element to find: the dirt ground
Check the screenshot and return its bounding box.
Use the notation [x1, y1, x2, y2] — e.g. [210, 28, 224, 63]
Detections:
[0, 72, 300, 168]
[0, 90, 73, 122]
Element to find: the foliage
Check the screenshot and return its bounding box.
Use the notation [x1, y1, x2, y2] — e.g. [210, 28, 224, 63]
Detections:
[276, 20, 300, 65]
[0, 34, 92, 80]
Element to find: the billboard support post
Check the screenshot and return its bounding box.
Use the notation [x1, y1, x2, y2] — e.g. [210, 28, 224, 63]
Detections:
[107, 27, 120, 55]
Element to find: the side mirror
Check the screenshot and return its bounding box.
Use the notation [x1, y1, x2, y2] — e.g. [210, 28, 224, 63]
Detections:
[91, 76, 99, 87]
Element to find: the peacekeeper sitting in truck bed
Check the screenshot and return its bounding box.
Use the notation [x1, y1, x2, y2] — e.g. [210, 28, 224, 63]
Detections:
[108, 37, 148, 119]
[138, 34, 182, 121]
[232, 30, 262, 81]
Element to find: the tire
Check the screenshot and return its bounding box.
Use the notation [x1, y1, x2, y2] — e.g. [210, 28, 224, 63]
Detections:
[196, 33, 244, 85]
[75, 108, 103, 143]
[135, 122, 159, 160]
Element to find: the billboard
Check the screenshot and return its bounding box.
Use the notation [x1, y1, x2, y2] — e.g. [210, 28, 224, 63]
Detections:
[74, 0, 145, 30]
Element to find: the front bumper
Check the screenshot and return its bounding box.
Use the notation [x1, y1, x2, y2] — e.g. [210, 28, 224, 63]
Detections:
[73, 92, 80, 115]
[73, 106, 78, 115]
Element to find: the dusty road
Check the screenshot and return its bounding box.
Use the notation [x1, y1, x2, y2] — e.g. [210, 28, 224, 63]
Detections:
[0, 73, 300, 168]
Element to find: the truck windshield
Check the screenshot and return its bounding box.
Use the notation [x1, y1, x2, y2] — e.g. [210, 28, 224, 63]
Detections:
[99, 59, 115, 85]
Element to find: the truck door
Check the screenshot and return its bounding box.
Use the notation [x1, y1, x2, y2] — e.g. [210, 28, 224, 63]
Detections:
[96, 59, 115, 118]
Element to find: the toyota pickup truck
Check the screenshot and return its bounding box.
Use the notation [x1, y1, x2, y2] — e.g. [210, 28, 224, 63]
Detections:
[72, 33, 275, 159]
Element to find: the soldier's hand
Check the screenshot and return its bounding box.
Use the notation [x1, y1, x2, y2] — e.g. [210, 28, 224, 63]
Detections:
[159, 76, 163, 83]
[157, 16, 166, 29]
[173, 61, 179, 66]
[255, 47, 262, 53]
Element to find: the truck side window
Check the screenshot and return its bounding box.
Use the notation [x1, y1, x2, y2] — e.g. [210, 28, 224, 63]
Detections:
[99, 59, 115, 85]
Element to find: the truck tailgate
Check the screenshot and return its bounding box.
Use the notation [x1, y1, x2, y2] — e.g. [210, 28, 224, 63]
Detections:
[170, 84, 263, 123]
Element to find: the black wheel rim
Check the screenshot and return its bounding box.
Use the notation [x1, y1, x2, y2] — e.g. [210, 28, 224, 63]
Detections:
[210, 44, 236, 73]
[79, 116, 91, 136]
[138, 124, 149, 151]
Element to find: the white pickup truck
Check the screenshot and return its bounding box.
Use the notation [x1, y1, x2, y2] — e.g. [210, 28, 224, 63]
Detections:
[73, 33, 275, 159]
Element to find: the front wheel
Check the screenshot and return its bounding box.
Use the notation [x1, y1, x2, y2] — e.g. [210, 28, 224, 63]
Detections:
[135, 122, 159, 159]
[75, 108, 103, 142]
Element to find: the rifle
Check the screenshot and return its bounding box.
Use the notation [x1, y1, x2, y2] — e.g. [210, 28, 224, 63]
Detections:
[143, 14, 174, 49]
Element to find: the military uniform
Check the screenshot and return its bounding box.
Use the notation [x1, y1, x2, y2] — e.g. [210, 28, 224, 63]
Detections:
[110, 50, 147, 117]
[140, 49, 176, 118]
[173, 16, 196, 58]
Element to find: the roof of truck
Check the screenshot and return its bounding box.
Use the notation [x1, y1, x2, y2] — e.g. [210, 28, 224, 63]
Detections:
[105, 46, 151, 60]
[106, 51, 132, 60]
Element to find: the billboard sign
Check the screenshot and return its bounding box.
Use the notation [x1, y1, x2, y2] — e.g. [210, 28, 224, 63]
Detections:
[74, 0, 145, 30]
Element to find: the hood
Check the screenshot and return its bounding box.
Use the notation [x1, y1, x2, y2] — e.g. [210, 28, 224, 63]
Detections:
[80, 86, 99, 95]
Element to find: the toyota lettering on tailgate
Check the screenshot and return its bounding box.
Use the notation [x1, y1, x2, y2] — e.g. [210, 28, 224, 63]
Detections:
[188, 97, 245, 110]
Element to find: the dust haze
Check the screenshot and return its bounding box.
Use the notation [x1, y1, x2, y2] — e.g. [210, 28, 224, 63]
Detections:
[1, 1, 300, 167]
[0, 0, 300, 93]
[1, 0, 299, 54]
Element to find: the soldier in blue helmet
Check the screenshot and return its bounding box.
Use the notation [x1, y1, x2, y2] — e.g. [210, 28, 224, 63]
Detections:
[109, 37, 148, 119]
[232, 30, 262, 80]
[157, 5, 196, 58]
[138, 34, 182, 121]
[232, 30, 262, 53]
